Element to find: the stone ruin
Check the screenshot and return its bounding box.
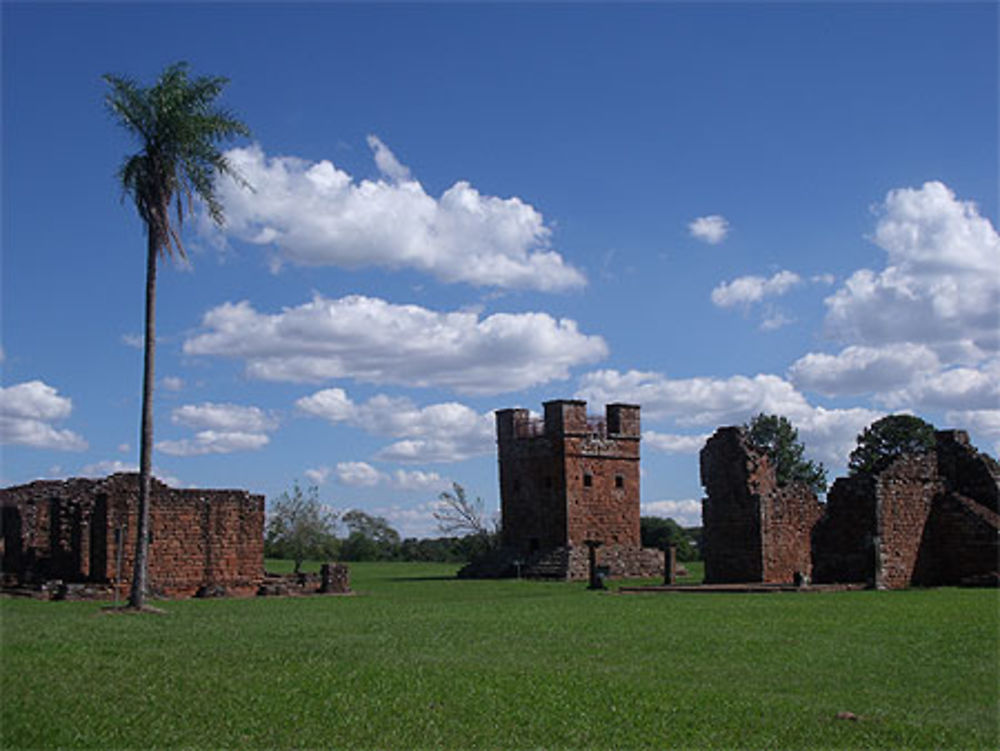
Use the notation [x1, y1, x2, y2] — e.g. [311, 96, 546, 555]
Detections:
[700, 428, 999, 589]
[700, 427, 824, 585]
[469, 400, 662, 580]
[1, 473, 265, 598]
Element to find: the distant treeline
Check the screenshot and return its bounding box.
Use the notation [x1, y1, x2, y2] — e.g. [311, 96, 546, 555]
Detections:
[265, 529, 496, 565]
[265, 483, 700, 569]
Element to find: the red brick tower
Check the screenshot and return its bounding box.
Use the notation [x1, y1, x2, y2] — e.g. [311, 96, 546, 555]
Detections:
[495, 400, 658, 578]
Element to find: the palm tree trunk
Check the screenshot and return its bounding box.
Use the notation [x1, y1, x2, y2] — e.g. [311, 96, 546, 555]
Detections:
[129, 229, 158, 608]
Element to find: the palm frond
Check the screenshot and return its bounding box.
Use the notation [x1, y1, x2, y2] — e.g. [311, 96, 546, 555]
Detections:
[104, 61, 252, 257]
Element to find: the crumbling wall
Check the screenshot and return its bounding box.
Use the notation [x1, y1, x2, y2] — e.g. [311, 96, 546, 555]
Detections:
[913, 493, 1000, 587]
[762, 483, 825, 584]
[1, 473, 264, 597]
[873, 453, 940, 589]
[934, 430, 1000, 513]
[700, 427, 821, 584]
[811, 474, 877, 585]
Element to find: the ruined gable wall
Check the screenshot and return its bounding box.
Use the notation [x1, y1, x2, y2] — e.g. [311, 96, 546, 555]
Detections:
[872, 453, 940, 590]
[701, 427, 822, 584]
[700, 428, 763, 583]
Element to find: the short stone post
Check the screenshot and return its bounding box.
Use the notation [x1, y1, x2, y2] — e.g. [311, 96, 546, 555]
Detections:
[319, 562, 333, 593]
[664, 544, 677, 585]
[585, 539, 605, 590]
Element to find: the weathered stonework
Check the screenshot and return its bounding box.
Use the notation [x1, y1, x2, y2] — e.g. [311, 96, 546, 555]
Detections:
[492, 400, 659, 579]
[700, 427, 823, 584]
[813, 431, 1000, 588]
[1, 473, 264, 598]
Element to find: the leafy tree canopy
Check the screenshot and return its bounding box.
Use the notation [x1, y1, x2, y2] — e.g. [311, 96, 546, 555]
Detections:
[639, 517, 698, 561]
[743, 413, 828, 495]
[265, 484, 338, 573]
[104, 62, 251, 258]
[848, 414, 937, 475]
[341, 510, 401, 547]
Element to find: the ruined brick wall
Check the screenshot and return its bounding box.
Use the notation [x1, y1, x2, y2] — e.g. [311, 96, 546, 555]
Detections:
[812, 431, 999, 589]
[934, 430, 999, 513]
[811, 474, 877, 585]
[700, 427, 821, 584]
[762, 483, 825, 583]
[1, 473, 264, 597]
[812, 457, 939, 588]
[872, 453, 940, 589]
[913, 493, 1000, 586]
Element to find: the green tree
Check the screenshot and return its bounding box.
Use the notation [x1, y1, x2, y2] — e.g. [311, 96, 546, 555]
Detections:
[104, 62, 250, 608]
[639, 517, 697, 561]
[848, 414, 936, 475]
[340, 510, 401, 561]
[744, 413, 828, 494]
[265, 484, 338, 573]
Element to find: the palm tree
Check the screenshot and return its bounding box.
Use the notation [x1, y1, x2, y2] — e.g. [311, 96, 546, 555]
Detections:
[104, 62, 250, 608]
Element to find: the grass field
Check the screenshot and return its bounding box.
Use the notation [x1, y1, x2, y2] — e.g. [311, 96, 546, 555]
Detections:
[2, 562, 997, 750]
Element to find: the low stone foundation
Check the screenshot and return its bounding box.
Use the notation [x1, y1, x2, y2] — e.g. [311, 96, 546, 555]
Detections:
[257, 564, 351, 596]
[567, 544, 664, 580]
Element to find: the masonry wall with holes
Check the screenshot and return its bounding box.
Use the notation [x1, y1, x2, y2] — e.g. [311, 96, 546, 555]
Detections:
[1, 473, 264, 597]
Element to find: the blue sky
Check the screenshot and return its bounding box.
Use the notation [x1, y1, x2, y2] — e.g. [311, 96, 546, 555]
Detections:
[3, 2, 997, 537]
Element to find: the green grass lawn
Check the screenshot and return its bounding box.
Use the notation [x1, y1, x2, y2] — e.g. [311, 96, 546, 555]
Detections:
[2, 562, 997, 750]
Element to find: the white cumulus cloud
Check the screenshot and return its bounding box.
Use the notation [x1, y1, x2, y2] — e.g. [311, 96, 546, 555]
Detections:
[186, 294, 607, 394]
[171, 402, 278, 433]
[331, 461, 449, 490]
[641, 499, 703, 528]
[880, 358, 1000, 412]
[213, 141, 586, 291]
[157, 431, 270, 457]
[642, 431, 711, 454]
[335, 461, 384, 487]
[789, 343, 942, 396]
[824, 181, 1000, 359]
[944, 409, 1000, 455]
[304, 466, 332, 485]
[297, 389, 495, 464]
[158, 402, 277, 457]
[0, 381, 87, 451]
[791, 183, 998, 423]
[688, 215, 730, 244]
[322, 462, 450, 491]
[711, 270, 802, 308]
[577, 369, 880, 465]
